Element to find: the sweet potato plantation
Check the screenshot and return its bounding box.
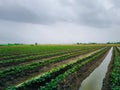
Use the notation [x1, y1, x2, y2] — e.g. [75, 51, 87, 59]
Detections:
[0, 45, 120, 90]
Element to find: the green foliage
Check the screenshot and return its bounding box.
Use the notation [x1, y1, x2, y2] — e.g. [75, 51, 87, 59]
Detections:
[0, 45, 105, 90]
[11, 47, 108, 90]
[39, 48, 108, 90]
[110, 47, 120, 90]
[0, 49, 90, 79]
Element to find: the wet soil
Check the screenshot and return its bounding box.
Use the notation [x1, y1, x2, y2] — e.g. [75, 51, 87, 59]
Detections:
[57, 49, 110, 90]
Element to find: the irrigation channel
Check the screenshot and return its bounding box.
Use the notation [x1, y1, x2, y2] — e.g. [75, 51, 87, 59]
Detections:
[79, 47, 113, 90]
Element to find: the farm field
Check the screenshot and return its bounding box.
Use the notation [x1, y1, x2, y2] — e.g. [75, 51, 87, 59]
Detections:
[0, 45, 119, 90]
[1, 0, 120, 90]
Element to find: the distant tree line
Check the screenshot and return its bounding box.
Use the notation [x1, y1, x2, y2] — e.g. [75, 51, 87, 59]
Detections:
[0, 43, 24, 46]
[76, 42, 98, 45]
[107, 42, 120, 44]
[76, 42, 120, 45]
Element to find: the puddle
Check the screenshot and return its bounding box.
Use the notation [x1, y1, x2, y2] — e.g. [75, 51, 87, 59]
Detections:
[79, 47, 113, 90]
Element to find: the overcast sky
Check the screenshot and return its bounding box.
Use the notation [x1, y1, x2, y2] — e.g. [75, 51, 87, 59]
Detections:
[0, 0, 120, 44]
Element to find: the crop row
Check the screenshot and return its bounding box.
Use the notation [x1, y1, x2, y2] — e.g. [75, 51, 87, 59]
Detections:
[0, 45, 79, 56]
[0, 47, 99, 64]
[39, 47, 108, 90]
[0, 47, 98, 69]
[0, 45, 103, 57]
[10, 47, 108, 90]
[0, 48, 85, 60]
[0, 47, 97, 83]
[0, 47, 105, 89]
[0, 48, 82, 61]
[110, 47, 120, 90]
[0, 49, 82, 68]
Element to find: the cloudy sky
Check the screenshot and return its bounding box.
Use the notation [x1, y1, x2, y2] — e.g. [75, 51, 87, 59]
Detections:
[0, 0, 120, 44]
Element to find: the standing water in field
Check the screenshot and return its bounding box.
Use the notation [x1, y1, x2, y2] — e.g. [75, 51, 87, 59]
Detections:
[79, 47, 113, 90]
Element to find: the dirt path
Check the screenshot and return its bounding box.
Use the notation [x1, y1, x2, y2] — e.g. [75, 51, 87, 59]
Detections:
[57, 49, 110, 90]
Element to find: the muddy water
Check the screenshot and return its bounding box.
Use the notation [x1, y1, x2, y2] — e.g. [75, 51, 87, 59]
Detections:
[79, 47, 113, 90]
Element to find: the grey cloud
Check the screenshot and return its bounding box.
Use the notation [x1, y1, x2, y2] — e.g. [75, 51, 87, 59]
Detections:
[0, 0, 120, 28]
[0, 20, 120, 44]
[0, 6, 39, 23]
[0, 3, 56, 24]
[1, 0, 120, 44]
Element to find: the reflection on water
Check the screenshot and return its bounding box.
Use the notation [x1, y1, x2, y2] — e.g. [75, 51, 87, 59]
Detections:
[79, 47, 113, 90]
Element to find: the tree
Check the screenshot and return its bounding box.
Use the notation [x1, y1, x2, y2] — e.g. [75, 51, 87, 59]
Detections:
[35, 42, 38, 45]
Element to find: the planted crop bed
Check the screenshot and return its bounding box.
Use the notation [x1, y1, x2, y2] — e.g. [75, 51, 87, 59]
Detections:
[0, 45, 110, 90]
[102, 47, 120, 90]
